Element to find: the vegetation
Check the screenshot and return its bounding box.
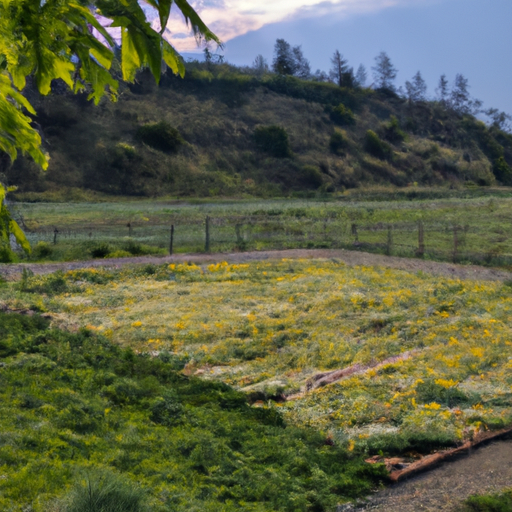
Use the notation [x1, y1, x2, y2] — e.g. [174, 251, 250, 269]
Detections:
[4, 259, 512, 461]
[0, 310, 386, 511]
[457, 490, 512, 512]
[136, 122, 184, 154]
[2, 49, 512, 198]
[254, 125, 292, 158]
[5, 193, 512, 266]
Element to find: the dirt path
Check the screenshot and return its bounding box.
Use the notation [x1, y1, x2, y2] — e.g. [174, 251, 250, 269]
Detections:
[1, 248, 512, 282]
[354, 438, 512, 511]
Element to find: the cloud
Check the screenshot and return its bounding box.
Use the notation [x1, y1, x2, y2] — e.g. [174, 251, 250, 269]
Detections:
[161, 0, 437, 51]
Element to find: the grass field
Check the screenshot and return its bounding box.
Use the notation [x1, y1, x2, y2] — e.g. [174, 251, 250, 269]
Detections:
[10, 190, 512, 266]
[6, 258, 512, 458]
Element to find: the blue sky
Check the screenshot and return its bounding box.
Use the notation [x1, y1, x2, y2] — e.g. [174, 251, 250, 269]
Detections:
[170, 0, 512, 116]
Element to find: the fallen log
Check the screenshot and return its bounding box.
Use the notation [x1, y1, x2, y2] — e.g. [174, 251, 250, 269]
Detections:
[366, 425, 512, 482]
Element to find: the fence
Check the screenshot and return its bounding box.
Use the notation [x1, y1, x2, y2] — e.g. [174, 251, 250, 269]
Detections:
[21, 213, 512, 268]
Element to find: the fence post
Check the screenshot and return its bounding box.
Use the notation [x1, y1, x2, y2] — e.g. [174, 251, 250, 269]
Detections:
[127, 222, 132, 237]
[386, 225, 393, 256]
[417, 221, 425, 258]
[453, 225, 459, 263]
[169, 224, 174, 256]
[205, 215, 210, 253]
[351, 223, 358, 242]
[53, 228, 59, 245]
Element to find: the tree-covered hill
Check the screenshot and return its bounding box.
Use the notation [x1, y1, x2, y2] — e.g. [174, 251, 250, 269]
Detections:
[4, 60, 512, 198]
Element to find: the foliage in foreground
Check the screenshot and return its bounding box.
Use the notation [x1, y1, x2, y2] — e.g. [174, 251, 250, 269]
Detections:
[0, 311, 386, 512]
[457, 490, 512, 512]
[10, 259, 512, 457]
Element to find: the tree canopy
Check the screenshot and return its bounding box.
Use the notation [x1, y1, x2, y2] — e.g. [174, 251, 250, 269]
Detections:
[0, 0, 218, 256]
[0, 0, 219, 170]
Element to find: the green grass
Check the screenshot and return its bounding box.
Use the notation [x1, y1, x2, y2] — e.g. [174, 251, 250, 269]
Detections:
[5, 259, 512, 459]
[0, 311, 387, 511]
[9, 192, 512, 266]
[457, 490, 512, 512]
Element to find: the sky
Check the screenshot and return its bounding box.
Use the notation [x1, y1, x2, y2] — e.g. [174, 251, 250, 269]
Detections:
[160, 0, 512, 115]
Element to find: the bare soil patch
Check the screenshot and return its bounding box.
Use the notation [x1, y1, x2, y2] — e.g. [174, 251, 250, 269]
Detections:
[355, 438, 512, 511]
[1, 248, 512, 282]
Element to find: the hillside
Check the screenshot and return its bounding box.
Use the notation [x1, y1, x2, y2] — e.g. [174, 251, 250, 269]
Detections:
[3, 62, 512, 198]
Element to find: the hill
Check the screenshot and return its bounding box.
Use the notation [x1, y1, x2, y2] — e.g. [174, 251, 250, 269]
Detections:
[3, 62, 512, 198]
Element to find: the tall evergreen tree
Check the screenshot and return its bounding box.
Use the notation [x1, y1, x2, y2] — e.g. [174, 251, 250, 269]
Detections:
[405, 71, 427, 102]
[292, 46, 311, 79]
[329, 50, 349, 87]
[372, 52, 397, 91]
[451, 74, 471, 114]
[253, 55, 269, 76]
[354, 64, 368, 88]
[436, 74, 450, 106]
[272, 39, 296, 76]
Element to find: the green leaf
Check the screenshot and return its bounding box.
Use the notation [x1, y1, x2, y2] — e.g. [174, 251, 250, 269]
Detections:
[142, 0, 173, 33]
[8, 218, 31, 254]
[163, 40, 185, 77]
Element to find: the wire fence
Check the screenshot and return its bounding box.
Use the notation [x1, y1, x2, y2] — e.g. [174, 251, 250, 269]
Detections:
[20, 213, 512, 268]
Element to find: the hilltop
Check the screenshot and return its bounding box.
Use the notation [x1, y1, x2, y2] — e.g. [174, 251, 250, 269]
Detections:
[3, 61, 512, 199]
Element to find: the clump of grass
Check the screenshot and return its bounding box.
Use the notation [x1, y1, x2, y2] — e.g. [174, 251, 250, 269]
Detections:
[456, 490, 512, 512]
[60, 470, 148, 512]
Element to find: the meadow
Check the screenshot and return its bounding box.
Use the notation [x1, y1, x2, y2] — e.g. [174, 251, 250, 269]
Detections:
[6, 257, 512, 459]
[11, 190, 512, 266]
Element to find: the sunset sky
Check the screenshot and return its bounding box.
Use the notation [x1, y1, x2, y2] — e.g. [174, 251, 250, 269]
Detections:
[157, 0, 511, 116]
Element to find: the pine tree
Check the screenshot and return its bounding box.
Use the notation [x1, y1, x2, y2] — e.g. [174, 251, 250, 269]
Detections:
[372, 52, 397, 91]
[436, 74, 450, 106]
[354, 64, 368, 88]
[272, 39, 296, 76]
[329, 50, 349, 87]
[451, 74, 471, 114]
[253, 55, 268, 76]
[292, 46, 311, 79]
[405, 71, 427, 102]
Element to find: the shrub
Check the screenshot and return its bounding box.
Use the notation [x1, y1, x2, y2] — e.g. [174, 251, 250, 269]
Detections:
[364, 130, 392, 160]
[493, 156, 512, 184]
[329, 131, 346, 155]
[254, 125, 291, 158]
[32, 241, 53, 259]
[383, 115, 406, 144]
[90, 243, 111, 259]
[0, 244, 15, 263]
[150, 390, 183, 426]
[300, 165, 323, 188]
[136, 121, 184, 153]
[329, 103, 356, 126]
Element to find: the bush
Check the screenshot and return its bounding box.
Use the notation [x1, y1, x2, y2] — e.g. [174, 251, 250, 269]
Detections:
[254, 125, 291, 158]
[32, 241, 53, 259]
[383, 115, 406, 144]
[90, 244, 111, 259]
[136, 121, 184, 153]
[300, 165, 323, 188]
[329, 131, 346, 155]
[0, 244, 15, 263]
[364, 130, 392, 160]
[493, 156, 512, 184]
[62, 470, 148, 512]
[329, 103, 356, 126]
